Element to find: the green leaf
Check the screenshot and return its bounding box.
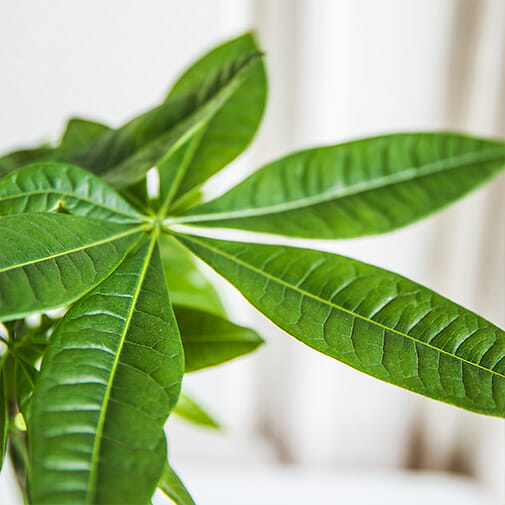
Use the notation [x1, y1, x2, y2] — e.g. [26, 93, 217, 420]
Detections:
[176, 133, 505, 238]
[0, 146, 54, 180]
[58, 118, 111, 156]
[0, 369, 7, 472]
[177, 233, 505, 417]
[160, 235, 225, 316]
[14, 356, 36, 423]
[0, 162, 144, 222]
[173, 392, 220, 429]
[160, 32, 267, 208]
[158, 462, 196, 505]
[29, 235, 184, 505]
[68, 52, 263, 192]
[0, 213, 144, 321]
[175, 305, 263, 372]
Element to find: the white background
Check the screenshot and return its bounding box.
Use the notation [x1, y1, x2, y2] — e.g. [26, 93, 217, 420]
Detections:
[0, 1, 504, 504]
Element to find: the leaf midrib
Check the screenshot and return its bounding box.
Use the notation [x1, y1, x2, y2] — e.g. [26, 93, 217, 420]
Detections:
[174, 147, 505, 224]
[86, 232, 158, 504]
[179, 233, 505, 380]
[0, 189, 142, 221]
[0, 224, 146, 274]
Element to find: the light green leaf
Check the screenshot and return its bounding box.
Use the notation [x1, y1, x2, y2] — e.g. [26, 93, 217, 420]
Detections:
[175, 306, 263, 372]
[68, 52, 262, 192]
[177, 233, 505, 417]
[0, 162, 144, 222]
[158, 462, 196, 505]
[173, 392, 220, 430]
[29, 235, 184, 505]
[160, 235, 225, 316]
[160, 32, 267, 208]
[0, 213, 144, 321]
[176, 133, 505, 238]
[58, 118, 111, 156]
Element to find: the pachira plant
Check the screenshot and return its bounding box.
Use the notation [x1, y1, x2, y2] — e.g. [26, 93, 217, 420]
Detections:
[0, 32, 504, 505]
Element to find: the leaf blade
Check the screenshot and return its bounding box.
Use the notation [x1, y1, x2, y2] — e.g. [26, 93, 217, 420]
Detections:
[173, 392, 220, 430]
[177, 233, 505, 417]
[158, 462, 196, 505]
[29, 236, 184, 504]
[0, 162, 143, 222]
[177, 133, 505, 238]
[0, 214, 144, 321]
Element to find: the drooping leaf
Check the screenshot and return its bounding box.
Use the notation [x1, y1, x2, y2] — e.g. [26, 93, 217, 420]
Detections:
[175, 306, 263, 372]
[159, 32, 267, 208]
[176, 133, 505, 238]
[29, 235, 184, 505]
[67, 52, 263, 191]
[158, 462, 196, 505]
[173, 392, 220, 430]
[0, 213, 144, 321]
[177, 233, 505, 417]
[160, 235, 225, 316]
[0, 162, 143, 222]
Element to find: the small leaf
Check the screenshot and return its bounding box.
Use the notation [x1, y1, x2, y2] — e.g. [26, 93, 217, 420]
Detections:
[0, 213, 144, 321]
[158, 462, 196, 505]
[177, 133, 505, 238]
[29, 236, 184, 504]
[175, 306, 263, 372]
[14, 356, 36, 423]
[160, 32, 267, 208]
[0, 369, 7, 472]
[0, 162, 143, 222]
[173, 392, 220, 430]
[160, 235, 225, 316]
[177, 233, 505, 417]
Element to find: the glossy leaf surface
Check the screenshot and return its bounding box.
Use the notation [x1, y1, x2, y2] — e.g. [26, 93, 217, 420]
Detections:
[178, 233, 505, 417]
[0, 162, 143, 222]
[161, 32, 267, 207]
[158, 462, 196, 505]
[68, 52, 262, 191]
[178, 133, 505, 238]
[173, 392, 220, 429]
[175, 306, 263, 372]
[30, 236, 184, 504]
[0, 214, 143, 321]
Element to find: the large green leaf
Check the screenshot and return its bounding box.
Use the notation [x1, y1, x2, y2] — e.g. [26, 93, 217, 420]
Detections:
[158, 462, 196, 505]
[160, 235, 225, 316]
[0, 162, 143, 222]
[29, 235, 184, 504]
[175, 306, 263, 372]
[173, 392, 220, 429]
[175, 133, 505, 238]
[177, 233, 505, 417]
[159, 32, 267, 208]
[68, 52, 262, 192]
[0, 214, 144, 321]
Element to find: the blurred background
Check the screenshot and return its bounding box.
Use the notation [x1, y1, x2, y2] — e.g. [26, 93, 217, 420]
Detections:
[0, 1, 504, 504]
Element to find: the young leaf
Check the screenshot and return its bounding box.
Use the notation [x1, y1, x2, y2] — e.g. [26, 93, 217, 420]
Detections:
[0, 162, 144, 222]
[160, 32, 267, 208]
[173, 392, 220, 430]
[158, 462, 196, 505]
[0, 214, 144, 321]
[176, 133, 505, 238]
[29, 236, 184, 505]
[177, 233, 505, 418]
[160, 235, 225, 316]
[174, 306, 263, 372]
[68, 52, 263, 191]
